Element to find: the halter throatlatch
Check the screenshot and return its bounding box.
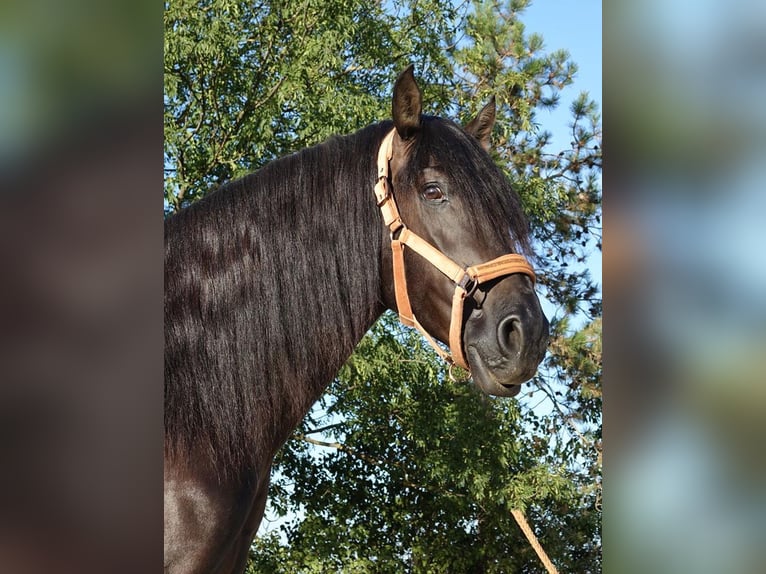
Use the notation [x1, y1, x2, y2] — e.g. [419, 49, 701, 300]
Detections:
[374, 128, 537, 372]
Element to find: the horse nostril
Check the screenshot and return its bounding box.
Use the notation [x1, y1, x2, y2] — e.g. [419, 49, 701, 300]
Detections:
[497, 315, 524, 357]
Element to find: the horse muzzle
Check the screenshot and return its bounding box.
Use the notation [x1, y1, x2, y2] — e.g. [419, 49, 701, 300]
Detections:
[462, 275, 549, 396]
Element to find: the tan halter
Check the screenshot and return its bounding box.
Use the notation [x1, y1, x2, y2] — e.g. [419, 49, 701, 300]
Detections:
[374, 128, 537, 372]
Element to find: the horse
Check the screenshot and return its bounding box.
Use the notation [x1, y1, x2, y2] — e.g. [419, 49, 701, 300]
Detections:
[164, 65, 549, 574]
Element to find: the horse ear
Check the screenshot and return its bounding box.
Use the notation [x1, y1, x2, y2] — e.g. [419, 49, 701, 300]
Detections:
[392, 65, 422, 139]
[464, 96, 496, 151]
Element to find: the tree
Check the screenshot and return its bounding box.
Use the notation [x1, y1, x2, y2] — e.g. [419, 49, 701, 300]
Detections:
[164, 0, 601, 571]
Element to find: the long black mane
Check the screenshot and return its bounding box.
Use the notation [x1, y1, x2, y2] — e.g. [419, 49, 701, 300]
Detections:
[165, 123, 390, 475]
[164, 117, 532, 477]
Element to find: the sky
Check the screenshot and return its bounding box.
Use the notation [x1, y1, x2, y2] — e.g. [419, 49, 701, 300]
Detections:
[523, 0, 602, 150]
[522, 0, 603, 295]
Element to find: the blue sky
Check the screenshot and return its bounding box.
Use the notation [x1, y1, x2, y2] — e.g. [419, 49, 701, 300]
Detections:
[523, 0, 602, 151]
[526, 0, 602, 309]
[519, 0, 603, 321]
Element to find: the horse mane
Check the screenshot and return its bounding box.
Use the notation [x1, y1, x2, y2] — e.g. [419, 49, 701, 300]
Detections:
[164, 116, 533, 478]
[164, 123, 389, 477]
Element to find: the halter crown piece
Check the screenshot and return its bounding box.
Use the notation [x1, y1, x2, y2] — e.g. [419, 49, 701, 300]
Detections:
[374, 128, 537, 373]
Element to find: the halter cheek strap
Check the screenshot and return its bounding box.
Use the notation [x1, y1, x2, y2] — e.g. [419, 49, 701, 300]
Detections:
[374, 128, 536, 371]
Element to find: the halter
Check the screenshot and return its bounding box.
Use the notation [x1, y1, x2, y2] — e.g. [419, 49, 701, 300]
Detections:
[374, 128, 537, 372]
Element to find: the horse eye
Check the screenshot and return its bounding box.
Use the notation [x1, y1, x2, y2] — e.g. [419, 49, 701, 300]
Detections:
[422, 185, 445, 202]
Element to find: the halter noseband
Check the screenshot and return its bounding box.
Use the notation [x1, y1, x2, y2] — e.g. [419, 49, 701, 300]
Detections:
[374, 128, 537, 372]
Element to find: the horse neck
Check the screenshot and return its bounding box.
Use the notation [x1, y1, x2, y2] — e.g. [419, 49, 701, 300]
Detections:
[164, 124, 388, 473]
[254, 131, 388, 443]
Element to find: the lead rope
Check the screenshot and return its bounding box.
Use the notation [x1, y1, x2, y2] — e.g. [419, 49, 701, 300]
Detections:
[511, 508, 560, 574]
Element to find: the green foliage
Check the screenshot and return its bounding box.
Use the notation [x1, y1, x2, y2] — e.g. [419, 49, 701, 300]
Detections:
[165, 0, 601, 571]
[249, 316, 600, 572]
[164, 0, 463, 211]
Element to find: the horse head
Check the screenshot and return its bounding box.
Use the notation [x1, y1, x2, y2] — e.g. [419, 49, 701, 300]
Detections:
[378, 66, 549, 396]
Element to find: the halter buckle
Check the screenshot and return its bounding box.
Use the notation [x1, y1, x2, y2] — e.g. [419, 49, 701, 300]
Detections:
[389, 220, 405, 240]
[457, 275, 478, 298]
[375, 177, 391, 206]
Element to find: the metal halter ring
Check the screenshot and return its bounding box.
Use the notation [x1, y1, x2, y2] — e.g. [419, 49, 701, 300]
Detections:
[448, 361, 471, 383]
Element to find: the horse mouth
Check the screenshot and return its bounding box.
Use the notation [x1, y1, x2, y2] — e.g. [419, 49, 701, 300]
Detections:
[465, 345, 526, 397]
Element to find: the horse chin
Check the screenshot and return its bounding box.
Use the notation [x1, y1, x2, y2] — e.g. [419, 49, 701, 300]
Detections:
[465, 345, 532, 397]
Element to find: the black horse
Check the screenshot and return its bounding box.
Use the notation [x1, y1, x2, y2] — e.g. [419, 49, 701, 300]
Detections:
[164, 66, 549, 574]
